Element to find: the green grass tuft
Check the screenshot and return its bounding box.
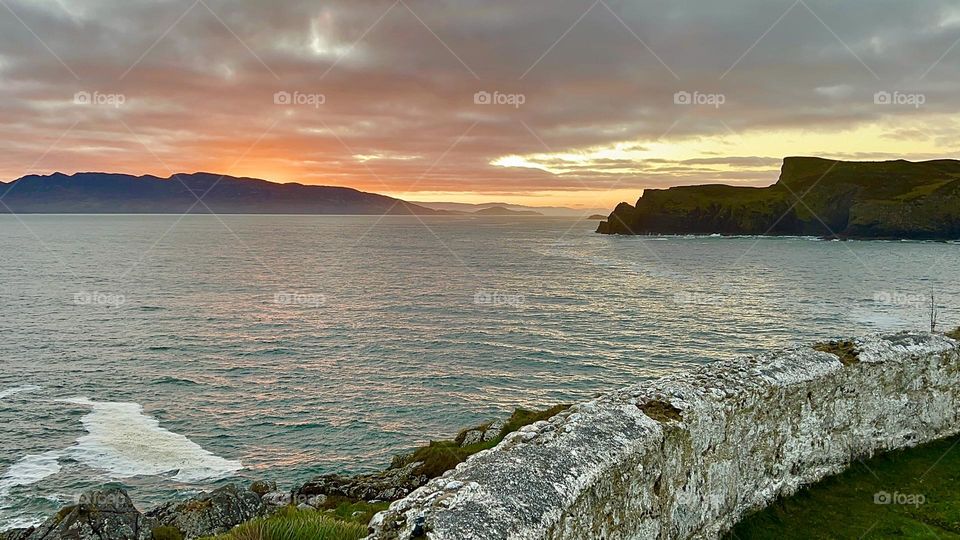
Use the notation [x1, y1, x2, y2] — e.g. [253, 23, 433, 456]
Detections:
[395, 405, 570, 479]
[500, 405, 570, 436]
[316, 496, 389, 525]
[152, 525, 184, 540]
[728, 434, 960, 539]
[201, 508, 367, 540]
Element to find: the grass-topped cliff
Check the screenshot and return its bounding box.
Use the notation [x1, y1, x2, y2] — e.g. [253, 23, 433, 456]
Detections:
[597, 157, 960, 239]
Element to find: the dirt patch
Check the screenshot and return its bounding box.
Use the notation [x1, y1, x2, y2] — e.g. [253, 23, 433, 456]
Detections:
[814, 340, 860, 366]
[639, 400, 683, 422]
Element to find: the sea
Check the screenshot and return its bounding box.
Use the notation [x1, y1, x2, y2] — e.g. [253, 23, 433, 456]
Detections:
[0, 214, 957, 529]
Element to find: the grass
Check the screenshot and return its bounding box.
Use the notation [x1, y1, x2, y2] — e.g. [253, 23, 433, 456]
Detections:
[947, 327, 960, 340]
[152, 526, 184, 540]
[727, 434, 960, 539]
[393, 405, 570, 479]
[200, 405, 570, 540]
[316, 496, 389, 525]
[201, 508, 368, 540]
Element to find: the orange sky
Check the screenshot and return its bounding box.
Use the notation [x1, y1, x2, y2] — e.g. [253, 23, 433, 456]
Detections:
[2, 1, 959, 208]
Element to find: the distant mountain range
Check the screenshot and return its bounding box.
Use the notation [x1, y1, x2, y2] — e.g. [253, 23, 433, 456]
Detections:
[0, 172, 444, 215]
[0, 172, 606, 217]
[598, 157, 960, 240]
[469, 206, 542, 216]
[411, 201, 606, 217]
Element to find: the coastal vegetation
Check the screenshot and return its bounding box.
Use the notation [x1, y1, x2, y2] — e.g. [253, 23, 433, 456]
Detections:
[597, 157, 960, 239]
[728, 433, 960, 539]
[205, 405, 570, 540]
[398, 404, 570, 479]
[202, 508, 368, 540]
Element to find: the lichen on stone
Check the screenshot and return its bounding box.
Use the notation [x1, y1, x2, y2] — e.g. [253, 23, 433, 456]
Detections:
[368, 332, 960, 540]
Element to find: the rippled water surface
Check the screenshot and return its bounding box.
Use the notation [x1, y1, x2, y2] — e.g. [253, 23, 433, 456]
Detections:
[1, 215, 958, 528]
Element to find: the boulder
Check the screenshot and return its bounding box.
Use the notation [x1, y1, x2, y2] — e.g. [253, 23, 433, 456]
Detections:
[459, 429, 484, 446]
[248, 480, 276, 497]
[296, 461, 428, 502]
[261, 490, 292, 507]
[21, 488, 154, 540]
[146, 484, 265, 539]
[482, 419, 507, 442]
[305, 495, 327, 508]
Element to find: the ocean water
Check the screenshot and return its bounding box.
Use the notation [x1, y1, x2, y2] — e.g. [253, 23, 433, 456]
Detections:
[0, 214, 957, 529]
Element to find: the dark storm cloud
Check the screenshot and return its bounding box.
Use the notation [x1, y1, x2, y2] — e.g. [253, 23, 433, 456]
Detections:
[0, 0, 958, 195]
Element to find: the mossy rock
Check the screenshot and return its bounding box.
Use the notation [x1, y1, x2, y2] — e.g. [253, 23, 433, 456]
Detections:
[248, 480, 275, 497]
[180, 499, 214, 513]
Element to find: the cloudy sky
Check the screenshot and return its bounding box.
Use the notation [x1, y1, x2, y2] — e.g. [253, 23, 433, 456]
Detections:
[2, 0, 959, 207]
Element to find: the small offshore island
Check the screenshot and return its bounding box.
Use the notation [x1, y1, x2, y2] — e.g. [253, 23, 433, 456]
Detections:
[597, 157, 960, 240]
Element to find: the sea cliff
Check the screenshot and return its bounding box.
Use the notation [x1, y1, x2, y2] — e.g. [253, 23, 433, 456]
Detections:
[597, 157, 960, 239]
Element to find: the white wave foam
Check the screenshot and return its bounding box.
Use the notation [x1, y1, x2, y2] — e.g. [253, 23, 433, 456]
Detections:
[0, 385, 41, 400]
[0, 451, 62, 499]
[61, 397, 242, 482]
[0, 513, 49, 531]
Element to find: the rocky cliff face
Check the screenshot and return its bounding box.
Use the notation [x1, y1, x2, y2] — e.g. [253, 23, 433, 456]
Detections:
[368, 332, 960, 539]
[597, 158, 960, 239]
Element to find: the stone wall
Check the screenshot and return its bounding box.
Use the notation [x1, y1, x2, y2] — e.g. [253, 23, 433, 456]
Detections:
[368, 332, 960, 539]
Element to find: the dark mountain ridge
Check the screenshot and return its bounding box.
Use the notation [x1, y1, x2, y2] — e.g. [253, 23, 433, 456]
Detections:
[0, 172, 442, 214]
[597, 157, 960, 240]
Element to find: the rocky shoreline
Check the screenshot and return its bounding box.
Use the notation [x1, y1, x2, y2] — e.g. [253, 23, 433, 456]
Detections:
[0, 406, 567, 540]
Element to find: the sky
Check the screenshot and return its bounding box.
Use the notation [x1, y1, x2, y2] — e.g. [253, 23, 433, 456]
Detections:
[1, 0, 959, 208]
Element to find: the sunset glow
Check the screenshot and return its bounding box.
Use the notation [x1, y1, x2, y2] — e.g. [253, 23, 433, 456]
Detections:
[2, 1, 959, 207]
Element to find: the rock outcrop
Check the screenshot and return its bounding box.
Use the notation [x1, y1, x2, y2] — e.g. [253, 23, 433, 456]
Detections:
[3, 484, 269, 540]
[296, 461, 429, 503]
[145, 484, 265, 539]
[13, 488, 154, 540]
[368, 332, 960, 539]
